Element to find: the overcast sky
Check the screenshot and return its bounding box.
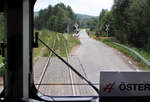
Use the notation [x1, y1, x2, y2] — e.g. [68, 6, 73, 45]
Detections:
[34, 0, 114, 16]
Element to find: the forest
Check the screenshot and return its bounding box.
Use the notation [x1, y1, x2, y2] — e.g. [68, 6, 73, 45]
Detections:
[34, 3, 76, 33]
[76, 14, 98, 30]
[95, 0, 150, 52]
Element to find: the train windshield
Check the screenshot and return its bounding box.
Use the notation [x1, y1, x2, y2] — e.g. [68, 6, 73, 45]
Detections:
[33, 0, 150, 98]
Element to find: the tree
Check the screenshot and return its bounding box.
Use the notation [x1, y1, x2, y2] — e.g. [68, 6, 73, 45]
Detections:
[34, 3, 76, 33]
[111, 0, 130, 43]
[96, 0, 150, 51]
[127, 0, 150, 49]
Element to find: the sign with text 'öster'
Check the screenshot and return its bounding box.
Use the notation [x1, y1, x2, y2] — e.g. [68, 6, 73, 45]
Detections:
[100, 72, 150, 97]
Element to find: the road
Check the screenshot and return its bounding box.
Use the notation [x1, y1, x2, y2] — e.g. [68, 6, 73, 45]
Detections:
[73, 29, 139, 83]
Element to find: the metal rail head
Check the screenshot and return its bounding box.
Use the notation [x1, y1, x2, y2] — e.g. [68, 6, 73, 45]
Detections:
[37, 36, 57, 89]
[63, 35, 76, 96]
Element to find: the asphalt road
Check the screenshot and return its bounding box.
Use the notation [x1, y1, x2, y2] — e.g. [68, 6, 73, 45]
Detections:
[73, 30, 139, 83]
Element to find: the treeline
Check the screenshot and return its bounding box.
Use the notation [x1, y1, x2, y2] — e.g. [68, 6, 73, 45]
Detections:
[96, 0, 150, 51]
[34, 3, 76, 33]
[76, 14, 98, 31]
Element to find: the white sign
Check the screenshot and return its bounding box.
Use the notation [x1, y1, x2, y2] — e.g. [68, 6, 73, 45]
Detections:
[105, 24, 110, 31]
[100, 72, 150, 97]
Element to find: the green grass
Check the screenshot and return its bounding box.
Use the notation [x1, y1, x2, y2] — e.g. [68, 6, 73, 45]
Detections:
[99, 39, 149, 70]
[53, 33, 80, 57]
[0, 56, 3, 64]
[0, 56, 5, 76]
[34, 29, 56, 57]
[89, 34, 96, 38]
[86, 29, 96, 38]
[64, 34, 80, 54]
[130, 47, 150, 62]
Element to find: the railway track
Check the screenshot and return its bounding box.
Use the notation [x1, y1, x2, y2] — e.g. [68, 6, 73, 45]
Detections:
[36, 36, 56, 89]
[36, 34, 78, 95]
[35, 34, 98, 96]
[63, 36, 76, 96]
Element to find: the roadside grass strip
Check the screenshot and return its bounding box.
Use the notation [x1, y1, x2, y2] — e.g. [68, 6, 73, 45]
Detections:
[99, 39, 150, 70]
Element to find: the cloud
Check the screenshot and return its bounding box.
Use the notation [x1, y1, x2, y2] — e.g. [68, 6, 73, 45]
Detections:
[34, 0, 114, 16]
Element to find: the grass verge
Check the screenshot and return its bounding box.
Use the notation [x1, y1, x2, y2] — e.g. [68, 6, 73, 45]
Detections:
[129, 46, 150, 62]
[34, 29, 80, 62]
[0, 56, 5, 76]
[99, 39, 149, 70]
[64, 34, 80, 55]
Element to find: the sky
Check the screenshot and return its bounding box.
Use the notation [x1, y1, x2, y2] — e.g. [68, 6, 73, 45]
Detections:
[34, 0, 114, 16]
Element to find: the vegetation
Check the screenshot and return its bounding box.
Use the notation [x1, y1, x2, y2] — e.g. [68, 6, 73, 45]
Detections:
[128, 46, 150, 62]
[64, 34, 80, 53]
[34, 29, 80, 62]
[0, 56, 2, 63]
[34, 29, 56, 58]
[96, 0, 150, 52]
[34, 3, 80, 61]
[85, 0, 150, 70]
[34, 3, 76, 33]
[76, 14, 98, 20]
[76, 14, 98, 31]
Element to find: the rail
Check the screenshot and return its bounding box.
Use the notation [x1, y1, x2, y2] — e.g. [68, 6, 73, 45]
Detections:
[39, 38, 99, 94]
[113, 42, 150, 68]
[63, 35, 76, 96]
[37, 36, 56, 89]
